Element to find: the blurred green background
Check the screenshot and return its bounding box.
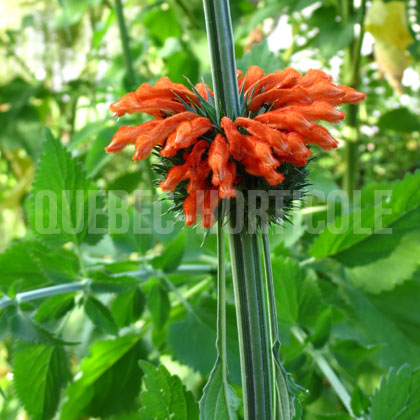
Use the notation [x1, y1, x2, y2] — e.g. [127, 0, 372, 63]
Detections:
[0, 1, 420, 419]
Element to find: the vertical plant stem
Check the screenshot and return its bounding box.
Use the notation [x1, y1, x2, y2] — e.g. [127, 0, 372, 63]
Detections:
[217, 203, 228, 374]
[342, 0, 366, 197]
[228, 224, 273, 419]
[202, 0, 240, 118]
[114, 0, 156, 196]
[114, 0, 136, 89]
[262, 230, 294, 420]
[202, 0, 273, 417]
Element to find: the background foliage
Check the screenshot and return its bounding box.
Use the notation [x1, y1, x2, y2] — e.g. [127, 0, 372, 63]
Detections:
[0, 0, 419, 419]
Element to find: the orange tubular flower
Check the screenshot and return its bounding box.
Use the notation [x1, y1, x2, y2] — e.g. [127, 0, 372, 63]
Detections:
[106, 66, 365, 227]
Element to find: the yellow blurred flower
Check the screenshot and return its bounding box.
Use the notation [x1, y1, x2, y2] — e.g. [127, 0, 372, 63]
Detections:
[365, 0, 414, 94]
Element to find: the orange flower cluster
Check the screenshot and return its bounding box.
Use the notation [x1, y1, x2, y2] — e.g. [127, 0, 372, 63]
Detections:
[106, 67, 365, 227]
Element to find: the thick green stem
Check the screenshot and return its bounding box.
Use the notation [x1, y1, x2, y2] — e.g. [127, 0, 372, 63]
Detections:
[228, 222, 273, 419]
[202, 0, 272, 417]
[202, 0, 240, 118]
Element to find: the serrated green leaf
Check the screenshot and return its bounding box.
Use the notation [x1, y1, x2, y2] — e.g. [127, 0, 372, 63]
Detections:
[147, 280, 170, 329]
[139, 361, 199, 420]
[35, 293, 75, 323]
[310, 172, 420, 265]
[61, 334, 147, 419]
[345, 229, 420, 293]
[0, 239, 79, 291]
[90, 271, 141, 293]
[112, 287, 146, 327]
[199, 358, 240, 420]
[272, 257, 322, 327]
[152, 231, 186, 272]
[344, 282, 420, 368]
[13, 341, 71, 420]
[28, 130, 107, 246]
[370, 365, 420, 420]
[6, 306, 65, 344]
[84, 295, 119, 335]
[368, 276, 420, 348]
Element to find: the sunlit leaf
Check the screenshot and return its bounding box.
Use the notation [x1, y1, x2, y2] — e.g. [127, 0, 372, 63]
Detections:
[84, 295, 119, 336]
[370, 365, 420, 419]
[28, 130, 107, 246]
[139, 361, 199, 420]
[13, 341, 71, 420]
[61, 334, 147, 419]
[199, 359, 240, 420]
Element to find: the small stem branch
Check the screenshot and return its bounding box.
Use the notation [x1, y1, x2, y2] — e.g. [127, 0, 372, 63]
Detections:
[160, 272, 195, 313]
[291, 326, 357, 418]
[114, 0, 136, 89]
[0, 282, 87, 309]
[0, 264, 215, 310]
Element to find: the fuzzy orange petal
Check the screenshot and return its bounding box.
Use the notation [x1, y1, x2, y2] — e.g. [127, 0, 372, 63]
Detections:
[146, 77, 199, 104]
[248, 86, 312, 113]
[199, 188, 220, 228]
[283, 132, 312, 165]
[105, 120, 159, 153]
[246, 67, 301, 96]
[187, 159, 211, 195]
[298, 69, 332, 87]
[221, 117, 246, 161]
[160, 164, 188, 192]
[110, 94, 186, 118]
[209, 134, 230, 186]
[273, 101, 345, 123]
[241, 156, 284, 186]
[161, 117, 212, 157]
[219, 161, 237, 198]
[255, 111, 338, 150]
[184, 193, 198, 226]
[235, 117, 289, 156]
[133, 111, 198, 161]
[239, 65, 265, 92]
[304, 80, 346, 105]
[242, 135, 280, 168]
